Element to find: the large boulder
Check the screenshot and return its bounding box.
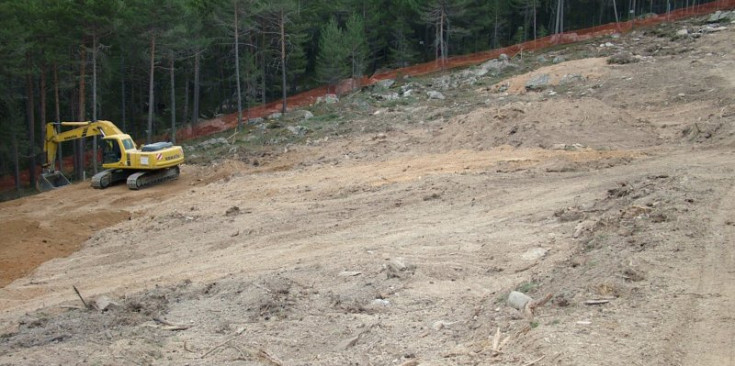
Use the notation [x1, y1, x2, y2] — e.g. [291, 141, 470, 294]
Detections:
[525, 74, 550, 91]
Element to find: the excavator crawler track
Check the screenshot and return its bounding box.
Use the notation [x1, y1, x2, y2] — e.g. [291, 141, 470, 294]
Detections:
[127, 166, 180, 190]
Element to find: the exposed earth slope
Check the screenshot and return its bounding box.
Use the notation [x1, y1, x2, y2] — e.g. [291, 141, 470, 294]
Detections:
[1, 16, 734, 365]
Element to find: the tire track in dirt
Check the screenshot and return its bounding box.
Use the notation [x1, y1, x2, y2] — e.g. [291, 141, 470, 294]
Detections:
[683, 180, 735, 365]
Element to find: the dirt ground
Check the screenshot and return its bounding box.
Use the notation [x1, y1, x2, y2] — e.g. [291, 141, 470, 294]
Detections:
[1, 16, 735, 366]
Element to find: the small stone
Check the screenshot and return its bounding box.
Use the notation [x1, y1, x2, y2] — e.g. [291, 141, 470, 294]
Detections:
[371, 299, 390, 307]
[426, 90, 446, 100]
[225, 206, 240, 216]
[507, 291, 533, 311]
[94, 296, 120, 312]
[521, 247, 548, 261]
[376, 79, 396, 89]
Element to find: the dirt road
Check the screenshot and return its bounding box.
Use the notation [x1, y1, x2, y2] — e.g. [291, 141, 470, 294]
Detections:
[1, 18, 734, 365]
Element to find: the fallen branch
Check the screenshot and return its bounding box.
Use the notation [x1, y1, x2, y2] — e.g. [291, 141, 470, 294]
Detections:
[584, 299, 611, 305]
[201, 339, 233, 359]
[72, 285, 92, 310]
[201, 327, 247, 358]
[152, 317, 191, 331]
[525, 293, 553, 318]
[490, 327, 512, 356]
[523, 355, 545, 366]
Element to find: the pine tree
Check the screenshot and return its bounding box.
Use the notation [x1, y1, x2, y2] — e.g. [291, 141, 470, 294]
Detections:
[344, 13, 368, 84]
[316, 17, 348, 91]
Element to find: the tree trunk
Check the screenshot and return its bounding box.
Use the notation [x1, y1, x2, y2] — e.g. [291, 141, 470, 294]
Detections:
[53, 63, 62, 172]
[170, 51, 176, 143]
[147, 35, 156, 144]
[92, 35, 98, 173]
[533, 0, 537, 40]
[183, 78, 189, 124]
[280, 9, 287, 114]
[192, 50, 200, 124]
[121, 54, 126, 132]
[493, 0, 499, 48]
[234, 1, 244, 131]
[12, 132, 20, 192]
[25, 57, 37, 189]
[40, 64, 47, 160]
[613, 0, 620, 23]
[439, 7, 446, 65]
[77, 46, 87, 180]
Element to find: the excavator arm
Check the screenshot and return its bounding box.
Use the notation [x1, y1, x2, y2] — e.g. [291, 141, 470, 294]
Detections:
[43, 121, 126, 170]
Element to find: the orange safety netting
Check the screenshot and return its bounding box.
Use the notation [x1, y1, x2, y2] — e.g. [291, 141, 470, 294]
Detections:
[175, 0, 734, 141]
[2, 0, 734, 193]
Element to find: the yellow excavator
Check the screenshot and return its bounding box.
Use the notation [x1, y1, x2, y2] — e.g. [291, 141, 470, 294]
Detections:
[39, 120, 184, 191]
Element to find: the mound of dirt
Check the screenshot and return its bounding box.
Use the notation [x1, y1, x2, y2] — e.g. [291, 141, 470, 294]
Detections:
[436, 97, 660, 150]
[493, 57, 609, 94]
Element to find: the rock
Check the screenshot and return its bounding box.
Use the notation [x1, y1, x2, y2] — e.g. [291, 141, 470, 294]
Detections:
[607, 52, 639, 65]
[507, 291, 533, 310]
[286, 125, 308, 136]
[375, 79, 395, 89]
[560, 74, 584, 85]
[573, 219, 598, 238]
[371, 299, 390, 307]
[402, 89, 414, 97]
[707, 10, 733, 23]
[521, 248, 548, 261]
[702, 25, 728, 33]
[197, 137, 229, 149]
[317, 94, 339, 104]
[247, 117, 264, 125]
[432, 75, 452, 90]
[385, 257, 415, 278]
[478, 59, 516, 77]
[622, 268, 645, 281]
[525, 73, 550, 91]
[94, 296, 120, 312]
[552, 55, 566, 64]
[498, 53, 509, 61]
[373, 92, 400, 101]
[336, 334, 361, 350]
[474, 67, 490, 77]
[287, 110, 313, 120]
[676, 28, 689, 36]
[432, 320, 457, 330]
[268, 112, 282, 120]
[225, 206, 240, 217]
[537, 55, 548, 63]
[426, 90, 446, 100]
[554, 207, 585, 222]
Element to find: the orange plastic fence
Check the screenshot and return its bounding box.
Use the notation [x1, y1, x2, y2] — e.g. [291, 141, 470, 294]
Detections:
[175, 0, 735, 142]
[2, 0, 734, 193]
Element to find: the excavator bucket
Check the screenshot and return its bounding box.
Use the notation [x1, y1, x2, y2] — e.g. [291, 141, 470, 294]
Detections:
[37, 171, 71, 192]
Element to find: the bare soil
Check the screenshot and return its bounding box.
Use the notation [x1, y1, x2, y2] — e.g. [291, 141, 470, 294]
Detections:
[1, 17, 735, 365]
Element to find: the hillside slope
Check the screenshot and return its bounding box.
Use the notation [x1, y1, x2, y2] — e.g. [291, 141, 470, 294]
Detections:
[1, 16, 734, 365]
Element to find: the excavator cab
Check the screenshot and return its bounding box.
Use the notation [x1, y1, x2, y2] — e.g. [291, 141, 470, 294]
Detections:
[102, 137, 123, 164]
